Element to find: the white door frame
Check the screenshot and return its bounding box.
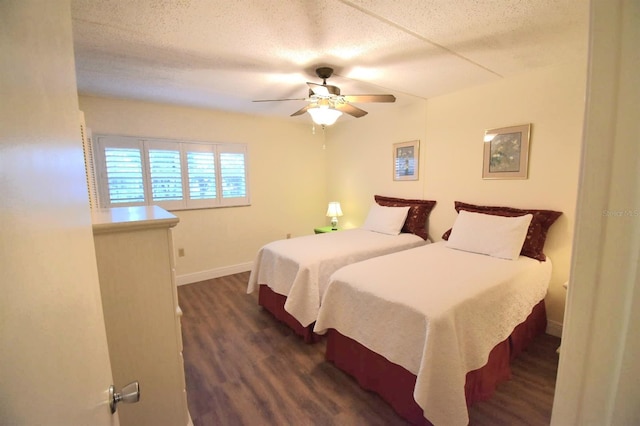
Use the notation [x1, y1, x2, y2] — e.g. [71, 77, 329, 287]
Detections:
[552, 1, 640, 424]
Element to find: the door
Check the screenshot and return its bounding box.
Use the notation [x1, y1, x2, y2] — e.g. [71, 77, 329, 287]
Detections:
[0, 1, 118, 425]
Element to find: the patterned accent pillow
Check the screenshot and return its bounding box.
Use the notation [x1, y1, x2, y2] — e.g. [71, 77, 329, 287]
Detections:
[441, 201, 562, 261]
[374, 195, 437, 240]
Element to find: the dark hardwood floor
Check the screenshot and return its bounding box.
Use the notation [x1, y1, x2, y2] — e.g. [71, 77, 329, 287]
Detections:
[178, 272, 560, 425]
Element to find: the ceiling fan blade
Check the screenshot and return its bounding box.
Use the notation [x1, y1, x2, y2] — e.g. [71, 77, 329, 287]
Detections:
[336, 103, 368, 118]
[252, 98, 308, 102]
[343, 94, 396, 103]
[290, 105, 313, 117]
[307, 82, 330, 97]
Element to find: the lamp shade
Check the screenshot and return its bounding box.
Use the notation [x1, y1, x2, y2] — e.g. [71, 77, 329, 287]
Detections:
[308, 106, 342, 126]
[326, 202, 343, 217]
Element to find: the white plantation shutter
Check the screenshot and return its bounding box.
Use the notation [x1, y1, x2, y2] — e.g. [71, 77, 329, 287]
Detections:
[79, 111, 100, 209]
[94, 135, 249, 210]
[187, 151, 216, 199]
[220, 144, 249, 206]
[105, 147, 145, 204]
[84, 133, 101, 208]
[184, 143, 217, 209]
[147, 141, 184, 210]
[95, 136, 146, 206]
[149, 149, 182, 201]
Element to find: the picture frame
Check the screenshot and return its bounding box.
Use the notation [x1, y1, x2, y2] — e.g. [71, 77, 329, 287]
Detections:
[482, 124, 531, 179]
[393, 140, 419, 181]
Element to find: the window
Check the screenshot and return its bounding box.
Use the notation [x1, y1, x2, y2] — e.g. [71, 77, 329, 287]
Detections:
[93, 135, 249, 210]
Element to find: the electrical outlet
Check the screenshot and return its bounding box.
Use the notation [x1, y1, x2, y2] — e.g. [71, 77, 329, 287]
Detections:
[178, 248, 185, 257]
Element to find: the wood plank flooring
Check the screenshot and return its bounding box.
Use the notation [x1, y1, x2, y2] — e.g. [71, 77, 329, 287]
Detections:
[178, 272, 560, 425]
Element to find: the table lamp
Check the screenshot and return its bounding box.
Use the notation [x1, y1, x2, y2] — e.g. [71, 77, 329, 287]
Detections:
[326, 202, 343, 230]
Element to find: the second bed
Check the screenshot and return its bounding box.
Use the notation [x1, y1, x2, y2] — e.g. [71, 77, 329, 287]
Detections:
[247, 195, 436, 341]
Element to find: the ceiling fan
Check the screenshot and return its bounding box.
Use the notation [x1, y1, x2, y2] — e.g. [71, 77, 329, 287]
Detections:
[253, 67, 396, 126]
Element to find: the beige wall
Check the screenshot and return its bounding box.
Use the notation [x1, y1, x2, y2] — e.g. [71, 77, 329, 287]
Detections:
[425, 62, 586, 328]
[324, 97, 429, 227]
[327, 61, 587, 330]
[79, 96, 327, 282]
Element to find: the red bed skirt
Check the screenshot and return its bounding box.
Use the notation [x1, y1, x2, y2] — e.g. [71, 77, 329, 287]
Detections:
[325, 300, 547, 425]
[258, 284, 322, 343]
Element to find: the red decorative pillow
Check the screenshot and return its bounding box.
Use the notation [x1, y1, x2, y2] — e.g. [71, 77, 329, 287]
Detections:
[374, 195, 437, 240]
[442, 201, 561, 261]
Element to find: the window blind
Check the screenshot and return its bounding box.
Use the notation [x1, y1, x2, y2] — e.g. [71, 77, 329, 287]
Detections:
[220, 152, 246, 198]
[187, 151, 216, 200]
[79, 112, 100, 209]
[104, 147, 145, 204]
[149, 149, 183, 202]
[93, 135, 249, 210]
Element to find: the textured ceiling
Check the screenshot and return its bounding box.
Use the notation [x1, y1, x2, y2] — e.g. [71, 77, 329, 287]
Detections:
[71, 0, 588, 122]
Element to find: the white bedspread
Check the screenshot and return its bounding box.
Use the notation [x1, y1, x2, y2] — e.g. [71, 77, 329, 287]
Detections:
[246, 229, 426, 327]
[314, 242, 551, 426]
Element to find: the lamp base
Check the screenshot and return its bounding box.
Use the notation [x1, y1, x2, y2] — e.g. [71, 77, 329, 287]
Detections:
[330, 217, 338, 230]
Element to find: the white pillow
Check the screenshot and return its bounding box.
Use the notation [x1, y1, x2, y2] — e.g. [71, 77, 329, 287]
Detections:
[446, 210, 533, 260]
[361, 203, 410, 235]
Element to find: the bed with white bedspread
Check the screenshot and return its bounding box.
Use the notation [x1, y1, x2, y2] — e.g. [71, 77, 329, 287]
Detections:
[247, 228, 427, 328]
[314, 241, 552, 426]
[247, 195, 437, 341]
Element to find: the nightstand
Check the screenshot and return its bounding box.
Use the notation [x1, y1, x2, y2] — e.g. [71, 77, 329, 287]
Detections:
[314, 226, 338, 234]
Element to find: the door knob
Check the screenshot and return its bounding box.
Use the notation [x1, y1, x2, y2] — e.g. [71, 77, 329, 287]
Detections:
[109, 381, 140, 414]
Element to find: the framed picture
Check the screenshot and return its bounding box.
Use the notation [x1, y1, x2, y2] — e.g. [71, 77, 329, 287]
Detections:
[482, 124, 531, 179]
[393, 140, 419, 181]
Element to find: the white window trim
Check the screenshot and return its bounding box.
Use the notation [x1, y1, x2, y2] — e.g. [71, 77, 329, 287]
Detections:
[93, 134, 250, 211]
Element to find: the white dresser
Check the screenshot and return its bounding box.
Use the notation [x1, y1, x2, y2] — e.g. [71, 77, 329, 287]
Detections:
[92, 206, 191, 426]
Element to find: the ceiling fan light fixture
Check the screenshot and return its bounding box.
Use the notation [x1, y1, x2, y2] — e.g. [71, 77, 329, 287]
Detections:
[253, 67, 395, 124]
[308, 106, 342, 126]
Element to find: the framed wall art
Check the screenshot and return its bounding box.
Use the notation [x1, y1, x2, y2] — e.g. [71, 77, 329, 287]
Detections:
[393, 140, 419, 181]
[482, 124, 531, 179]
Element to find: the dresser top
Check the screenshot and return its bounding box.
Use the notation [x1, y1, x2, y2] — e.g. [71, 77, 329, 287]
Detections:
[92, 206, 179, 234]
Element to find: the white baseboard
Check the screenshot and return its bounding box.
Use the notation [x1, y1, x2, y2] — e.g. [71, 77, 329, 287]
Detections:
[546, 319, 563, 338]
[176, 262, 253, 286]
